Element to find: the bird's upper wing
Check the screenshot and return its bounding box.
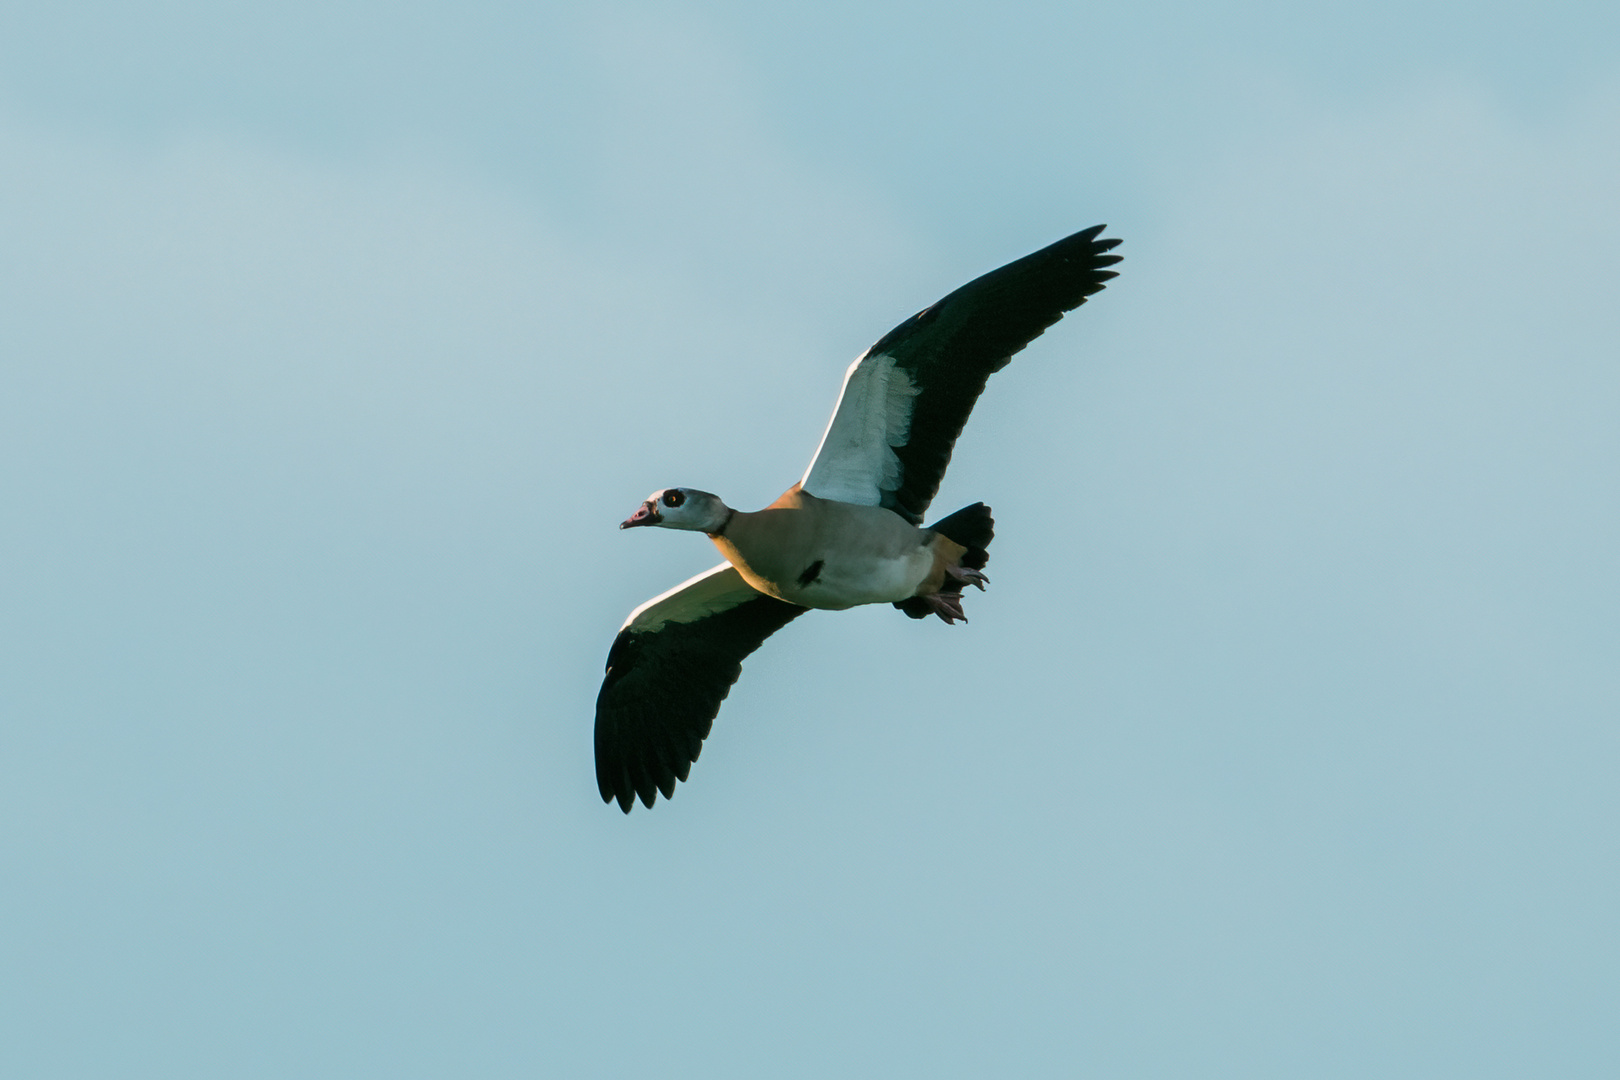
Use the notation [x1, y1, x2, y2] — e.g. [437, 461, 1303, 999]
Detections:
[800, 224, 1123, 523]
[595, 563, 807, 812]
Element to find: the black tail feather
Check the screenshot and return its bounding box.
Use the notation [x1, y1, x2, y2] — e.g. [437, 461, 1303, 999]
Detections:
[894, 596, 933, 619]
[928, 502, 993, 569]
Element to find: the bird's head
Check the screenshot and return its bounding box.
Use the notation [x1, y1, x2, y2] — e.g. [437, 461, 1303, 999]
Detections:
[619, 488, 732, 533]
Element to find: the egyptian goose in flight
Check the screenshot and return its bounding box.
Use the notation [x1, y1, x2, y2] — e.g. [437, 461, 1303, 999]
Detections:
[597, 225, 1123, 811]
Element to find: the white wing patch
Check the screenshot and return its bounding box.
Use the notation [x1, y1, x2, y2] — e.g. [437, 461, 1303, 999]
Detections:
[799, 351, 919, 506]
[623, 563, 761, 634]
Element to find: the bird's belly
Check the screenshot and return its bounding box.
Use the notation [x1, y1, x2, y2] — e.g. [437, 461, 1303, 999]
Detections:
[737, 546, 932, 611]
[801, 553, 927, 609]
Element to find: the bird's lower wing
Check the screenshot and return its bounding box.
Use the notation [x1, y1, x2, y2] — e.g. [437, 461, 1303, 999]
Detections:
[595, 564, 807, 812]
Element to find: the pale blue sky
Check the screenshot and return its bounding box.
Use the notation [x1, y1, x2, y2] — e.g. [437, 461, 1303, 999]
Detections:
[3, 3, 1617, 1077]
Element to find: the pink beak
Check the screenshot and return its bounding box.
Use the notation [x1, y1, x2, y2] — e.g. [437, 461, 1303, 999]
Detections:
[620, 501, 660, 529]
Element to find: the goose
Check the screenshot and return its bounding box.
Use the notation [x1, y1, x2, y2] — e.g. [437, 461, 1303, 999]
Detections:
[596, 224, 1123, 812]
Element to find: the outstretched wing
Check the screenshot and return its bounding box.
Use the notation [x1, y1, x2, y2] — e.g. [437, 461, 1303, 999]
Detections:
[595, 564, 807, 812]
[801, 224, 1123, 523]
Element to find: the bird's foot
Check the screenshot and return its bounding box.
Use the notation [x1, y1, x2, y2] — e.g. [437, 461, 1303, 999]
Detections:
[922, 591, 969, 625]
[947, 565, 989, 591]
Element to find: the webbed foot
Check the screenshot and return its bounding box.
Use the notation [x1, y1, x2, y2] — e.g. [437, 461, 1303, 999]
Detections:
[921, 591, 969, 625]
[948, 565, 989, 591]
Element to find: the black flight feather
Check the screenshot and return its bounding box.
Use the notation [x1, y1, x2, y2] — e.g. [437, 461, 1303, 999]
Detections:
[868, 224, 1121, 523]
[594, 593, 806, 812]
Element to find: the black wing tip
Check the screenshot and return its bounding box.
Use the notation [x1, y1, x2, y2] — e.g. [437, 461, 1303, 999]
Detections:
[596, 741, 686, 813]
[598, 763, 677, 812]
[1062, 224, 1124, 263]
[1074, 222, 1122, 248]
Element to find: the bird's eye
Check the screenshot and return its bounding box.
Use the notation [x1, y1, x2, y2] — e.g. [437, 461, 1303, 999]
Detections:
[662, 490, 685, 508]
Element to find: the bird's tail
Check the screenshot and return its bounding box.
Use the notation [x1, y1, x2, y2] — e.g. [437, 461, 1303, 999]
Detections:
[927, 501, 994, 568]
[892, 502, 994, 620]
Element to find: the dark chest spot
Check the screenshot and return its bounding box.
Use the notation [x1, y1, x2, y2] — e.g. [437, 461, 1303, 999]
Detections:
[796, 559, 824, 587]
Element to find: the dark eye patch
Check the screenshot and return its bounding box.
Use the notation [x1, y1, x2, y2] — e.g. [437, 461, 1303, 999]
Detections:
[661, 490, 685, 508]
